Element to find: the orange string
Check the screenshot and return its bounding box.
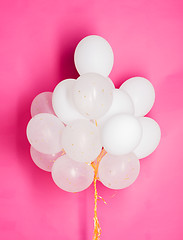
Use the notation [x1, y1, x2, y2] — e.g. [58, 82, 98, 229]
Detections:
[91, 148, 107, 240]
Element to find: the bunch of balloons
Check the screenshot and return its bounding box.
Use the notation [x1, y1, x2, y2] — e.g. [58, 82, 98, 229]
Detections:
[26, 35, 161, 193]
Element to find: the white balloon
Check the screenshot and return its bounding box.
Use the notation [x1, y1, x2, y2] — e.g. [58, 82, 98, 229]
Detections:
[97, 89, 134, 126]
[72, 73, 114, 119]
[120, 77, 155, 116]
[52, 79, 85, 124]
[52, 154, 94, 192]
[101, 113, 142, 155]
[62, 119, 102, 163]
[98, 153, 140, 189]
[26, 113, 65, 154]
[74, 35, 114, 77]
[134, 117, 161, 159]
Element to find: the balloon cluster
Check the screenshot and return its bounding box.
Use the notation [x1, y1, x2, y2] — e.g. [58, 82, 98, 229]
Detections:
[26, 35, 161, 193]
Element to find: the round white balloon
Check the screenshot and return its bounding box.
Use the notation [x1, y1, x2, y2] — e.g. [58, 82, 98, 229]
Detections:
[62, 119, 102, 163]
[98, 153, 140, 189]
[72, 73, 114, 119]
[74, 35, 114, 77]
[52, 79, 85, 124]
[101, 113, 142, 155]
[97, 89, 134, 126]
[52, 155, 94, 192]
[120, 77, 155, 116]
[134, 117, 161, 159]
[26, 113, 65, 154]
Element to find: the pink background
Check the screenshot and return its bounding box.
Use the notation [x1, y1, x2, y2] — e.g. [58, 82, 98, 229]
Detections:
[0, 0, 183, 239]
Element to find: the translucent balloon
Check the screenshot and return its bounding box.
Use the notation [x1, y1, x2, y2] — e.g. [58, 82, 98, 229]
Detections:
[52, 79, 85, 124]
[30, 146, 63, 172]
[120, 77, 155, 116]
[62, 119, 102, 163]
[97, 89, 134, 126]
[72, 73, 114, 119]
[134, 117, 161, 159]
[101, 113, 142, 155]
[52, 154, 94, 192]
[98, 153, 140, 189]
[74, 35, 114, 77]
[31, 92, 55, 117]
[26, 113, 65, 154]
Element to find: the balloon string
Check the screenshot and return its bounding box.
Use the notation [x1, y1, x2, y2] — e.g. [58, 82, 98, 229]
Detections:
[91, 148, 107, 240]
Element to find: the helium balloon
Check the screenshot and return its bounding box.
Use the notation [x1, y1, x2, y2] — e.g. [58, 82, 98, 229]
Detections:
[30, 146, 63, 172]
[52, 154, 94, 192]
[98, 153, 140, 189]
[62, 119, 102, 163]
[31, 92, 55, 117]
[134, 117, 161, 159]
[72, 73, 114, 119]
[74, 35, 114, 77]
[52, 79, 85, 124]
[26, 113, 65, 154]
[101, 113, 142, 155]
[97, 89, 134, 126]
[120, 77, 155, 116]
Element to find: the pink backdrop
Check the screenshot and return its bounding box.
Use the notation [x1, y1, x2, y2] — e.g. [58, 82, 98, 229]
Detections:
[0, 0, 183, 239]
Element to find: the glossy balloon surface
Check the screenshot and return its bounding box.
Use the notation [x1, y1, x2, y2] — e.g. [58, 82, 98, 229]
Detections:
[74, 35, 114, 77]
[72, 73, 114, 119]
[52, 155, 94, 192]
[62, 119, 102, 163]
[27, 113, 65, 154]
[101, 113, 142, 155]
[99, 153, 140, 189]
